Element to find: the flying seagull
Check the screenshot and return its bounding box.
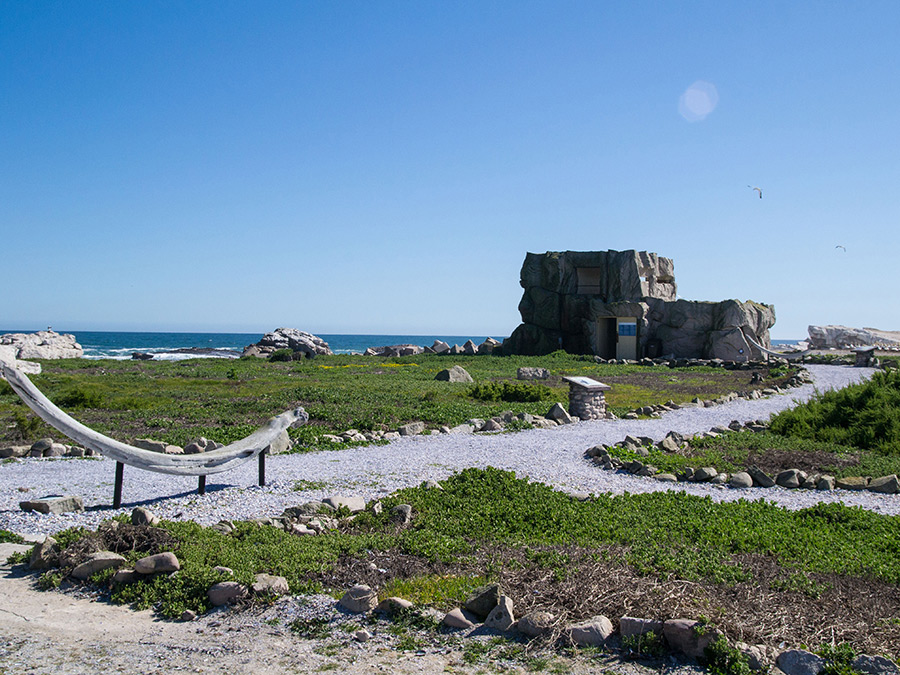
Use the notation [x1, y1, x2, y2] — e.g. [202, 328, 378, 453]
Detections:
[836, 245, 846, 252]
[747, 185, 762, 199]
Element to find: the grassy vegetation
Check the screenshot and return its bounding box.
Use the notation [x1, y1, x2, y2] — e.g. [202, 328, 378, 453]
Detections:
[29, 467, 900, 659]
[607, 431, 900, 479]
[609, 370, 900, 478]
[0, 352, 789, 451]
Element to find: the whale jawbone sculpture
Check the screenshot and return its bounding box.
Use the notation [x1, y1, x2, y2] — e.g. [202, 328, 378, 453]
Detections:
[0, 355, 308, 477]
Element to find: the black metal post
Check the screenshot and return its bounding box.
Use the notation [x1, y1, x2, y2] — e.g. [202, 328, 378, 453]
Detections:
[113, 461, 124, 508]
[198, 474, 206, 495]
[258, 450, 266, 487]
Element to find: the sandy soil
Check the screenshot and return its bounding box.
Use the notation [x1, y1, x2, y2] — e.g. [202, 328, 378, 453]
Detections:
[1, 544, 695, 675]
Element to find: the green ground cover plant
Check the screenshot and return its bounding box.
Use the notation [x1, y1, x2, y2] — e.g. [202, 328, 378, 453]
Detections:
[605, 430, 900, 479]
[0, 352, 787, 451]
[31, 468, 900, 657]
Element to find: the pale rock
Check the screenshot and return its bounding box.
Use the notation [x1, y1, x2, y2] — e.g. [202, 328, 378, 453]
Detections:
[816, 475, 835, 491]
[135, 552, 180, 574]
[619, 616, 663, 639]
[730, 472, 754, 488]
[567, 614, 614, 646]
[340, 584, 378, 613]
[547, 402, 575, 424]
[435, 365, 474, 383]
[208, 581, 248, 606]
[72, 551, 127, 580]
[484, 596, 516, 632]
[517, 367, 550, 380]
[376, 597, 414, 614]
[443, 607, 478, 629]
[398, 422, 426, 437]
[112, 569, 139, 584]
[776, 649, 826, 675]
[390, 504, 413, 525]
[323, 496, 366, 512]
[134, 438, 171, 453]
[835, 476, 869, 491]
[131, 507, 160, 527]
[29, 537, 59, 570]
[242, 328, 333, 358]
[517, 610, 555, 637]
[1, 330, 83, 360]
[252, 573, 290, 596]
[19, 495, 84, 515]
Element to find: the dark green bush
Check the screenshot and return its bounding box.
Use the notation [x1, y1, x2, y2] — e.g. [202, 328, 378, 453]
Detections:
[770, 370, 900, 455]
[469, 381, 551, 403]
[268, 349, 294, 362]
[55, 387, 105, 408]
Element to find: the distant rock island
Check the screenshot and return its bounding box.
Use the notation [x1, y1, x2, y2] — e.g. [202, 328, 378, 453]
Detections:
[501, 249, 775, 361]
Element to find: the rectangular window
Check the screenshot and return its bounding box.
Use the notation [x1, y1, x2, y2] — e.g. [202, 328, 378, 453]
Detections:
[576, 268, 603, 295]
[618, 322, 637, 337]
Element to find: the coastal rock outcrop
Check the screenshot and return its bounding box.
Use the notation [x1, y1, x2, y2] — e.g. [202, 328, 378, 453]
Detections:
[807, 325, 900, 349]
[0, 330, 83, 360]
[242, 328, 333, 358]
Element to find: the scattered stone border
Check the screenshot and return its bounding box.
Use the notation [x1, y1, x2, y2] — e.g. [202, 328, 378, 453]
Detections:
[585, 424, 900, 496]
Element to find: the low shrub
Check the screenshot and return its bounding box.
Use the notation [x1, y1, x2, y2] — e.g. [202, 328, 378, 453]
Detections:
[770, 370, 900, 455]
[268, 349, 294, 362]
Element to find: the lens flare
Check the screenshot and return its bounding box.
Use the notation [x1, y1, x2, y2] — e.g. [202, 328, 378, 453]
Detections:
[678, 80, 719, 122]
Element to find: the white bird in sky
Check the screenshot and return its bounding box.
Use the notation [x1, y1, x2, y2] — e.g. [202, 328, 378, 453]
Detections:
[747, 185, 762, 199]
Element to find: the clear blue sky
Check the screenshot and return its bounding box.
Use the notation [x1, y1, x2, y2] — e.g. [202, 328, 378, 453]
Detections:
[3, 1, 898, 339]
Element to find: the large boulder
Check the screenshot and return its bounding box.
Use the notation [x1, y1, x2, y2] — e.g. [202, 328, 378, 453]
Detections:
[808, 325, 900, 349]
[0, 330, 82, 361]
[435, 365, 473, 383]
[242, 328, 333, 358]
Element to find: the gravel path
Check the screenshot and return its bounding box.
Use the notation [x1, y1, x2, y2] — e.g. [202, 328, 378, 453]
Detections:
[2, 364, 895, 537]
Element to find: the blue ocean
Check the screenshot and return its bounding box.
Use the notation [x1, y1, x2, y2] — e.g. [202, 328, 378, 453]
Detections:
[0, 330, 504, 360]
[2, 330, 802, 361]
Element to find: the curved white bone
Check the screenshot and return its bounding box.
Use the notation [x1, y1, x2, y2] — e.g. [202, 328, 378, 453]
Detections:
[0, 358, 307, 476]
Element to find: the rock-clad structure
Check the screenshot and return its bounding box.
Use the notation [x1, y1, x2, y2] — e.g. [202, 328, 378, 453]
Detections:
[502, 250, 775, 361]
[0, 329, 83, 360]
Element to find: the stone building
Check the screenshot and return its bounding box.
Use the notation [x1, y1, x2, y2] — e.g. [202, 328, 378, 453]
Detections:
[501, 249, 775, 361]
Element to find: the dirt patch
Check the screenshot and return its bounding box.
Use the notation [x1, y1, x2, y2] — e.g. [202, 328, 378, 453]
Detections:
[306, 542, 900, 657]
[745, 447, 862, 476]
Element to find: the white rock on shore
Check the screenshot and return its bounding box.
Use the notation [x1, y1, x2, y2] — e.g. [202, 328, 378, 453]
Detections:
[0, 330, 83, 360]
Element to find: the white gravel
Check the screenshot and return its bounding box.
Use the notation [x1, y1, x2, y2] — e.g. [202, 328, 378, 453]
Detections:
[2, 364, 896, 537]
